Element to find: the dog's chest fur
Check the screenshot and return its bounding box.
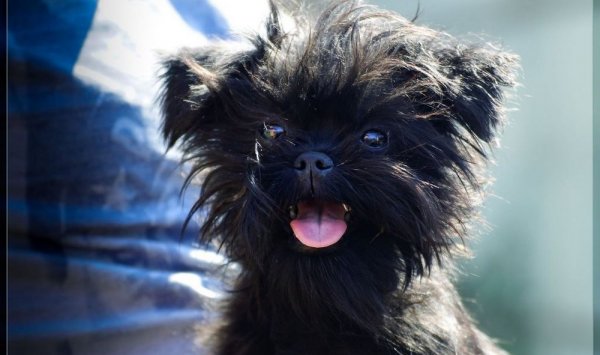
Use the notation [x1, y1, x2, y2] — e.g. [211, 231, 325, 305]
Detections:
[218, 268, 505, 355]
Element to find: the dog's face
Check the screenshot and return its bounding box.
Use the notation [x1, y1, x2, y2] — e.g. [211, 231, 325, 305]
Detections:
[160, 1, 516, 329]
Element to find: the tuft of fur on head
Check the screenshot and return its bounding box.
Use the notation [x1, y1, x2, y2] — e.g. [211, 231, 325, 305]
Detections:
[160, 0, 517, 348]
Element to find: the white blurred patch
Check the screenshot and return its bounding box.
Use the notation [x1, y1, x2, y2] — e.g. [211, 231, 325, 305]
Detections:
[73, 0, 269, 158]
[169, 272, 224, 299]
[73, 0, 209, 156]
[207, 0, 269, 35]
[188, 248, 227, 266]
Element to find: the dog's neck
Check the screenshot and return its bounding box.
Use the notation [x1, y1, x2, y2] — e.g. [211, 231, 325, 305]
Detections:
[226, 262, 463, 354]
[240, 268, 393, 354]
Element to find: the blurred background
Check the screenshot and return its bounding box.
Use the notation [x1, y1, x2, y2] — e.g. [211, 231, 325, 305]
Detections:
[8, 0, 595, 354]
[372, 1, 594, 354]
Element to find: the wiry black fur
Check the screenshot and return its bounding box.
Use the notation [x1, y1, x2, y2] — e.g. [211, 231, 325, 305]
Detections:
[160, 1, 517, 354]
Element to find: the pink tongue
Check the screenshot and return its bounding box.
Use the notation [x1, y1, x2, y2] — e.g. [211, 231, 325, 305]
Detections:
[290, 201, 347, 248]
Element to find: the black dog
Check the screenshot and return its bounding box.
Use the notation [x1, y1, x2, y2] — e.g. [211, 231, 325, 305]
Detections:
[160, 1, 517, 354]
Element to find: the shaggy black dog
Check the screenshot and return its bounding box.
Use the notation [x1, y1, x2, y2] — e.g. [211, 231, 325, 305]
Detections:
[160, 1, 517, 354]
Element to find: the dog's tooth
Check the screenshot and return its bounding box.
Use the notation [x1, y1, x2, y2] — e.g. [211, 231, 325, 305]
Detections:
[289, 205, 298, 219]
[344, 211, 351, 222]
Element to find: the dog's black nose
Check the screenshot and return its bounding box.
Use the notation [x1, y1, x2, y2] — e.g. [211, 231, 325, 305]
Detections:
[294, 151, 333, 177]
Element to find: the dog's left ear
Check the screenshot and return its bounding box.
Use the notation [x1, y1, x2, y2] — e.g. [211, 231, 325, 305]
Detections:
[434, 44, 518, 143]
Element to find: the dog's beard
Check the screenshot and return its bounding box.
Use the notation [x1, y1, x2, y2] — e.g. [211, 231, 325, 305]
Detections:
[264, 226, 401, 338]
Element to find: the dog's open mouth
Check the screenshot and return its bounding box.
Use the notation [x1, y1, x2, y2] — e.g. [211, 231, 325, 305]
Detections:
[288, 200, 350, 248]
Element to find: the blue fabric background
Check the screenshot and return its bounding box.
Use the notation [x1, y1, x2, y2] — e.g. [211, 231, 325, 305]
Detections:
[8, 1, 228, 354]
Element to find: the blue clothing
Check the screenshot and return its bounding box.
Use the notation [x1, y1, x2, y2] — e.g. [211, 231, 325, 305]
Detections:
[8, 1, 231, 353]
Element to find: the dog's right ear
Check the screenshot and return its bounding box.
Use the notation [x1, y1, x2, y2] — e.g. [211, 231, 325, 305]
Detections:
[159, 52, 222, 149]
[160, 3, 283, 150]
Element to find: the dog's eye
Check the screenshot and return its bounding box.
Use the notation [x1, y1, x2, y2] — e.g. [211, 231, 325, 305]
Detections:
[361, 130, 388, 148]
[261, 123, 286, 140]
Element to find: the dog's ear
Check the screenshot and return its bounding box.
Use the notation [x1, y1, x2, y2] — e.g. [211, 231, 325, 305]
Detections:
[159, 4, 283, 150]
[159, 52, 221, 149]
[434, 44, 518, 144]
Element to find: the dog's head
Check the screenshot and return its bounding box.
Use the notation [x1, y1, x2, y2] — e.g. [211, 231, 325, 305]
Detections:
[160, 0, 516, 321]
